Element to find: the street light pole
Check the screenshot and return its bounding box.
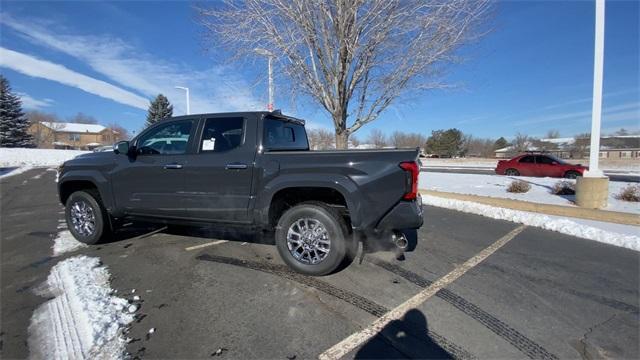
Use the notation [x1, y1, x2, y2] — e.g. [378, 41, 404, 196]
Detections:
[585, 0, 605, 178]
[267, 56, 274, 111]
[576, 0, 608, 209]
[254, 48, 275, 111]
[175, 86, 190, 115]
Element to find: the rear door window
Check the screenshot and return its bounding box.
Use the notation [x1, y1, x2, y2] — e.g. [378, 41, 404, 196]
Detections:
[519, 156, 535, 163]
[200, 117, 244, 153]
[263, 118, 309, 150]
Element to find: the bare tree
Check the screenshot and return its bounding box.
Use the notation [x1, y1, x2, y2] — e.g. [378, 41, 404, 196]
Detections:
[570, 132, 590, 159]
[349, 134, 360, 148]
[68, 112, 98, 124]
[390, 131, 426, 149]
[307, 128, 335, 149]
[25, 110, 63, 147]
[545, 129, 560, 139]
[105, 123, 131, 143]
[458, 134, 496, 158]
[511, 133, 529, 154]
[198, 0, 491, 148]
[367, 129, 387, 148]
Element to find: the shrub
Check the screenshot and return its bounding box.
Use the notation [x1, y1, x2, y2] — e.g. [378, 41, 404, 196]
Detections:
[551, 180, 575, 195]
[615, 184, 640, 202]
[507, 180, 531, 193]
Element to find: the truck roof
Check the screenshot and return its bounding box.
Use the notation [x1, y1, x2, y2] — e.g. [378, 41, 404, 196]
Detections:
[160, 110, 305, 125]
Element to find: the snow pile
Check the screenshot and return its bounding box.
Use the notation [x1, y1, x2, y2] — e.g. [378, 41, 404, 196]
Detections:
[420, 172, 639, 215]
[0, 148, 88, 167]
[53, 230, 88, 256]
[28, 256, 133, 359]
[423, 194, 640, 251]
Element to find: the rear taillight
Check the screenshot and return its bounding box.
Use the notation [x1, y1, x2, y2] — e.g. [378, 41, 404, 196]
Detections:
[399, 161, 419, 200]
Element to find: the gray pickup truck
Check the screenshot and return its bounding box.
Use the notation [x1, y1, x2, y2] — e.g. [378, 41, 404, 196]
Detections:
[58, 111, 423, 275]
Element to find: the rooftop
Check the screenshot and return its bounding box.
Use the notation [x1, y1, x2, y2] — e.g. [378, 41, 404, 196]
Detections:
[40, 122, 108, 134]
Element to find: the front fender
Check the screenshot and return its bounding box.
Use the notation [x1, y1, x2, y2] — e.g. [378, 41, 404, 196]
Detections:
[58, 170, 114, 212]
[255, 173, 364, 229]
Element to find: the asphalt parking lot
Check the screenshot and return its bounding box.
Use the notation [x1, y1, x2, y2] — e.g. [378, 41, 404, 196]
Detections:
[1, 169, 638, 359]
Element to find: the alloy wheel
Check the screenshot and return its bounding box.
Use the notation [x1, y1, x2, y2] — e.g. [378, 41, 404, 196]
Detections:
[70, 200, 96, 237]
[286, 218, 331, 265]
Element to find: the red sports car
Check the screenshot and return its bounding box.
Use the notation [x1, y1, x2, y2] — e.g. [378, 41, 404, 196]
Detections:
[495, 154, 588, 178]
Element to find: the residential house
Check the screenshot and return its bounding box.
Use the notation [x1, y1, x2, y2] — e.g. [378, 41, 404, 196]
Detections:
[28, 122, 119, 150]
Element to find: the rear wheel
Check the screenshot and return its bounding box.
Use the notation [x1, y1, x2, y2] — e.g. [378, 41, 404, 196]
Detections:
[65, 190, 111, 244]
[275, 202, 353, 276]
[505, 168, 520, 176]
[564, 171, 581, 179]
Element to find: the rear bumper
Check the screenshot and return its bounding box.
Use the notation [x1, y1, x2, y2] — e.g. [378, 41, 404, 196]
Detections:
[376, 195, 424, 231]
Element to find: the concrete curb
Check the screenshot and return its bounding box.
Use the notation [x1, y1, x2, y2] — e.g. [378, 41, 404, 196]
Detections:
[420, 189, 640, 226]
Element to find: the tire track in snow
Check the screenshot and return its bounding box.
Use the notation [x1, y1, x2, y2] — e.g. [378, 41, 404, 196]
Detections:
[54, 267, 86, 358]
[28, 256, 133, 359]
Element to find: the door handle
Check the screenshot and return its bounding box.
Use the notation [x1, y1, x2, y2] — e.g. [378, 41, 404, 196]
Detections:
[225, 162, 248, 170]
[163, 163, 183, 170]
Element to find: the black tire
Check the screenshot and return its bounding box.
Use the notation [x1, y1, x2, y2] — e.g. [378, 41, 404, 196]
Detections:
[65, 190, 112, 244]
[564, 171, 581, 179]
[505, 168, 520, 176]
[275, 202, 354, 276]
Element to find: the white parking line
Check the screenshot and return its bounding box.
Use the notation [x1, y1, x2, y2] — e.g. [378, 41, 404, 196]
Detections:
[185, 240, 228, 251]
[318, 224, 527, 360]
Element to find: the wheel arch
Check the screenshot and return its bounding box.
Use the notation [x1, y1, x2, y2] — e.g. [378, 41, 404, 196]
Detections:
[58, 170, 113, 211]
[256, 175, 361, 229]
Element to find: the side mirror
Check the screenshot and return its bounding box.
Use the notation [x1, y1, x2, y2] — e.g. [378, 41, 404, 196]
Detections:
[114, 141, 130, 155]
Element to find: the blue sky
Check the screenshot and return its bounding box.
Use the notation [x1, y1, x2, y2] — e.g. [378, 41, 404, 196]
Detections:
[1, 0, 638, 140]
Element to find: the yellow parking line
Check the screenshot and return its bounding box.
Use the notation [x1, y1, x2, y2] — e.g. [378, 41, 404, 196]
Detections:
[185, 240, 228, 251]
[319, 224, 527, 360]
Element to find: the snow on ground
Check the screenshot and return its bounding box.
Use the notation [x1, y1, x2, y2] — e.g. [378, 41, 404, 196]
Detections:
[0, 148, 89, 168]
[423, 194, 639, 251]
[0, 166, 35, 179]
[53, 230, 88, 256]
[28, 256, 133, 359]
[420, 172, 639, 215]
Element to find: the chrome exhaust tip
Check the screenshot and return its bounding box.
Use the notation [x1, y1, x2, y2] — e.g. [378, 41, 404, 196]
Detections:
[392, 231, 408, 250]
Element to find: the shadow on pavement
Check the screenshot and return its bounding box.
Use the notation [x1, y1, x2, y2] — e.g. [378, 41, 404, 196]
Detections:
[165, 224, 275, 245]
[107, 222, 164, 243]
[355, 309, 452, 360]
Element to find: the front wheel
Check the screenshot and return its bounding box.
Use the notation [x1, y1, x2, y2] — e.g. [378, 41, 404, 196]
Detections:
[275, 202, 353, 276]
[505, 168, 520, 176]
[65, 190, 111, 244]
[564, 171, 581, 179]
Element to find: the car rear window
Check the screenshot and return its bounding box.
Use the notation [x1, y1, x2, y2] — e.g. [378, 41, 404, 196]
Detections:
[263, 117, 309, 151]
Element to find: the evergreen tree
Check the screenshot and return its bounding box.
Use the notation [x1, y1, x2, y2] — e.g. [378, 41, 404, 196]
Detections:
[425, 128, 464, 157]
[146, 94, 173, 127]
[0, 75, 34, 148]
[493, 137, 509, 150]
